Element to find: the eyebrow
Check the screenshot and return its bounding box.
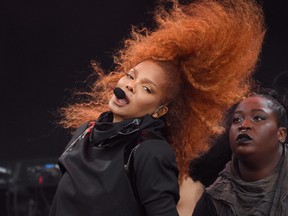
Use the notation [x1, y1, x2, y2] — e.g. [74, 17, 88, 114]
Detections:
[233, 109, 267, 115]
[131, 68, 158, 89]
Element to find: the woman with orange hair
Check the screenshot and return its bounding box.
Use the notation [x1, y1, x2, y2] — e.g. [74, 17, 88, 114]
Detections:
[49, 0, 265, 215]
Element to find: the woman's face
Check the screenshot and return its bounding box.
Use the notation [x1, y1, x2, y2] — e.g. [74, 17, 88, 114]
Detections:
[108, 60, 169, 122]
[229, 96, 287, 160]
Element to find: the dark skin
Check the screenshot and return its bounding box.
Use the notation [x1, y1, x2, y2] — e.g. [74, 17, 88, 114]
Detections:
[229, 96, 287, 182]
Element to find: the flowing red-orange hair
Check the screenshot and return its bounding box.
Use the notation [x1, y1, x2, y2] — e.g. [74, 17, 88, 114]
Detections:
[59, 0, 265, 181]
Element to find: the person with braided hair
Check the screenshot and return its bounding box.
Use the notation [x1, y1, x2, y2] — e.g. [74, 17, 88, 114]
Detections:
[49, 0, 265, 215]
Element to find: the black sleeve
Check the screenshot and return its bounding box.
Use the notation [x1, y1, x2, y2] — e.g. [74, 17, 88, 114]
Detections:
[189, 132, 232, 187]
[192, 193, 218, 216]
[134, 140, 179, 216]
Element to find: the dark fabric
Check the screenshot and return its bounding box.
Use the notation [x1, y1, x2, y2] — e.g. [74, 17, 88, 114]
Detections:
[49, 112, 179, 216]
[193, 144, 288, 216]
[189, 132, 232, 187]
[192, 193, 218, 216]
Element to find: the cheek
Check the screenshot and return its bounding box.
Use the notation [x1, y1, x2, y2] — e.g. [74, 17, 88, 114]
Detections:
[261, 127, 280, 142]
[117, 78, 126, 86]
[137, 98, 157, 109]
[229, 126, 237, 140]
[135, 96, 160, 112]
[228, 126, 238, 149]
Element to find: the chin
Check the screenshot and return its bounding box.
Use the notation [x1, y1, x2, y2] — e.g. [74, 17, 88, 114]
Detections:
[108, 102, 120, 113]
[235, 148, 255, 157]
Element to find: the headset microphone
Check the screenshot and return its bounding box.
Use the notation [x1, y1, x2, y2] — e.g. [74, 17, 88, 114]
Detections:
[114, 87, 126, 99]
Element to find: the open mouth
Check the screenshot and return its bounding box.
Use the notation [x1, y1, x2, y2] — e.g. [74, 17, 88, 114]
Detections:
[113, 88, 130, 105]
[236, 134, 252, 144]
[116, 96, 129, 105]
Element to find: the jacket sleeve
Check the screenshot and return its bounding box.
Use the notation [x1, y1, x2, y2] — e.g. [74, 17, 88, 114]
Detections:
[133, 139, 179, 216]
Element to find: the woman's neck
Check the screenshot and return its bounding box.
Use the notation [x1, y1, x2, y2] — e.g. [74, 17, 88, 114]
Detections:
[236, 145, 283, 182]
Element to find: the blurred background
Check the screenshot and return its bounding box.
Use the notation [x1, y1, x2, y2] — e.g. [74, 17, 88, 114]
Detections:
[0, 0, 287, 215]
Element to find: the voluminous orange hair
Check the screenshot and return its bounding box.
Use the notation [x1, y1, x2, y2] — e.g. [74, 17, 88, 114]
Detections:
[59, 0, 265, 181]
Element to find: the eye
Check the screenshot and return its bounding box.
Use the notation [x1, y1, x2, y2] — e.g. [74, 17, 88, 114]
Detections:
[232, 117, 242, 124]
[253, 116, 265, 121]
[143, 86, 152, 93]
[126, 73, 134, 80]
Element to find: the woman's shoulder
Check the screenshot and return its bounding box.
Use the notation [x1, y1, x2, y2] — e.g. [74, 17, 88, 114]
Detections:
[177, 177, 204, 216]
[70, 121, 92, 134]
[67, 121, 92, 144]
[136, 139, 175, 159]
[132, 138, 178, 173]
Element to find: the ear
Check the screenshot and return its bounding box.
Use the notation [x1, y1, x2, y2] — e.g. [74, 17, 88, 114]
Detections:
[278, 127, 287, 143]
[152, 105, 169, 118]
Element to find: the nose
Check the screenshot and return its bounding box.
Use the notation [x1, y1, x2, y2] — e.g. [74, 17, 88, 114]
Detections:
[238, 119, 252, 132]
[126, 80, 135, 93]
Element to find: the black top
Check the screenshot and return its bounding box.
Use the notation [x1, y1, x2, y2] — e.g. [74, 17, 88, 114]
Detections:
[49, 112, 179, 216]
